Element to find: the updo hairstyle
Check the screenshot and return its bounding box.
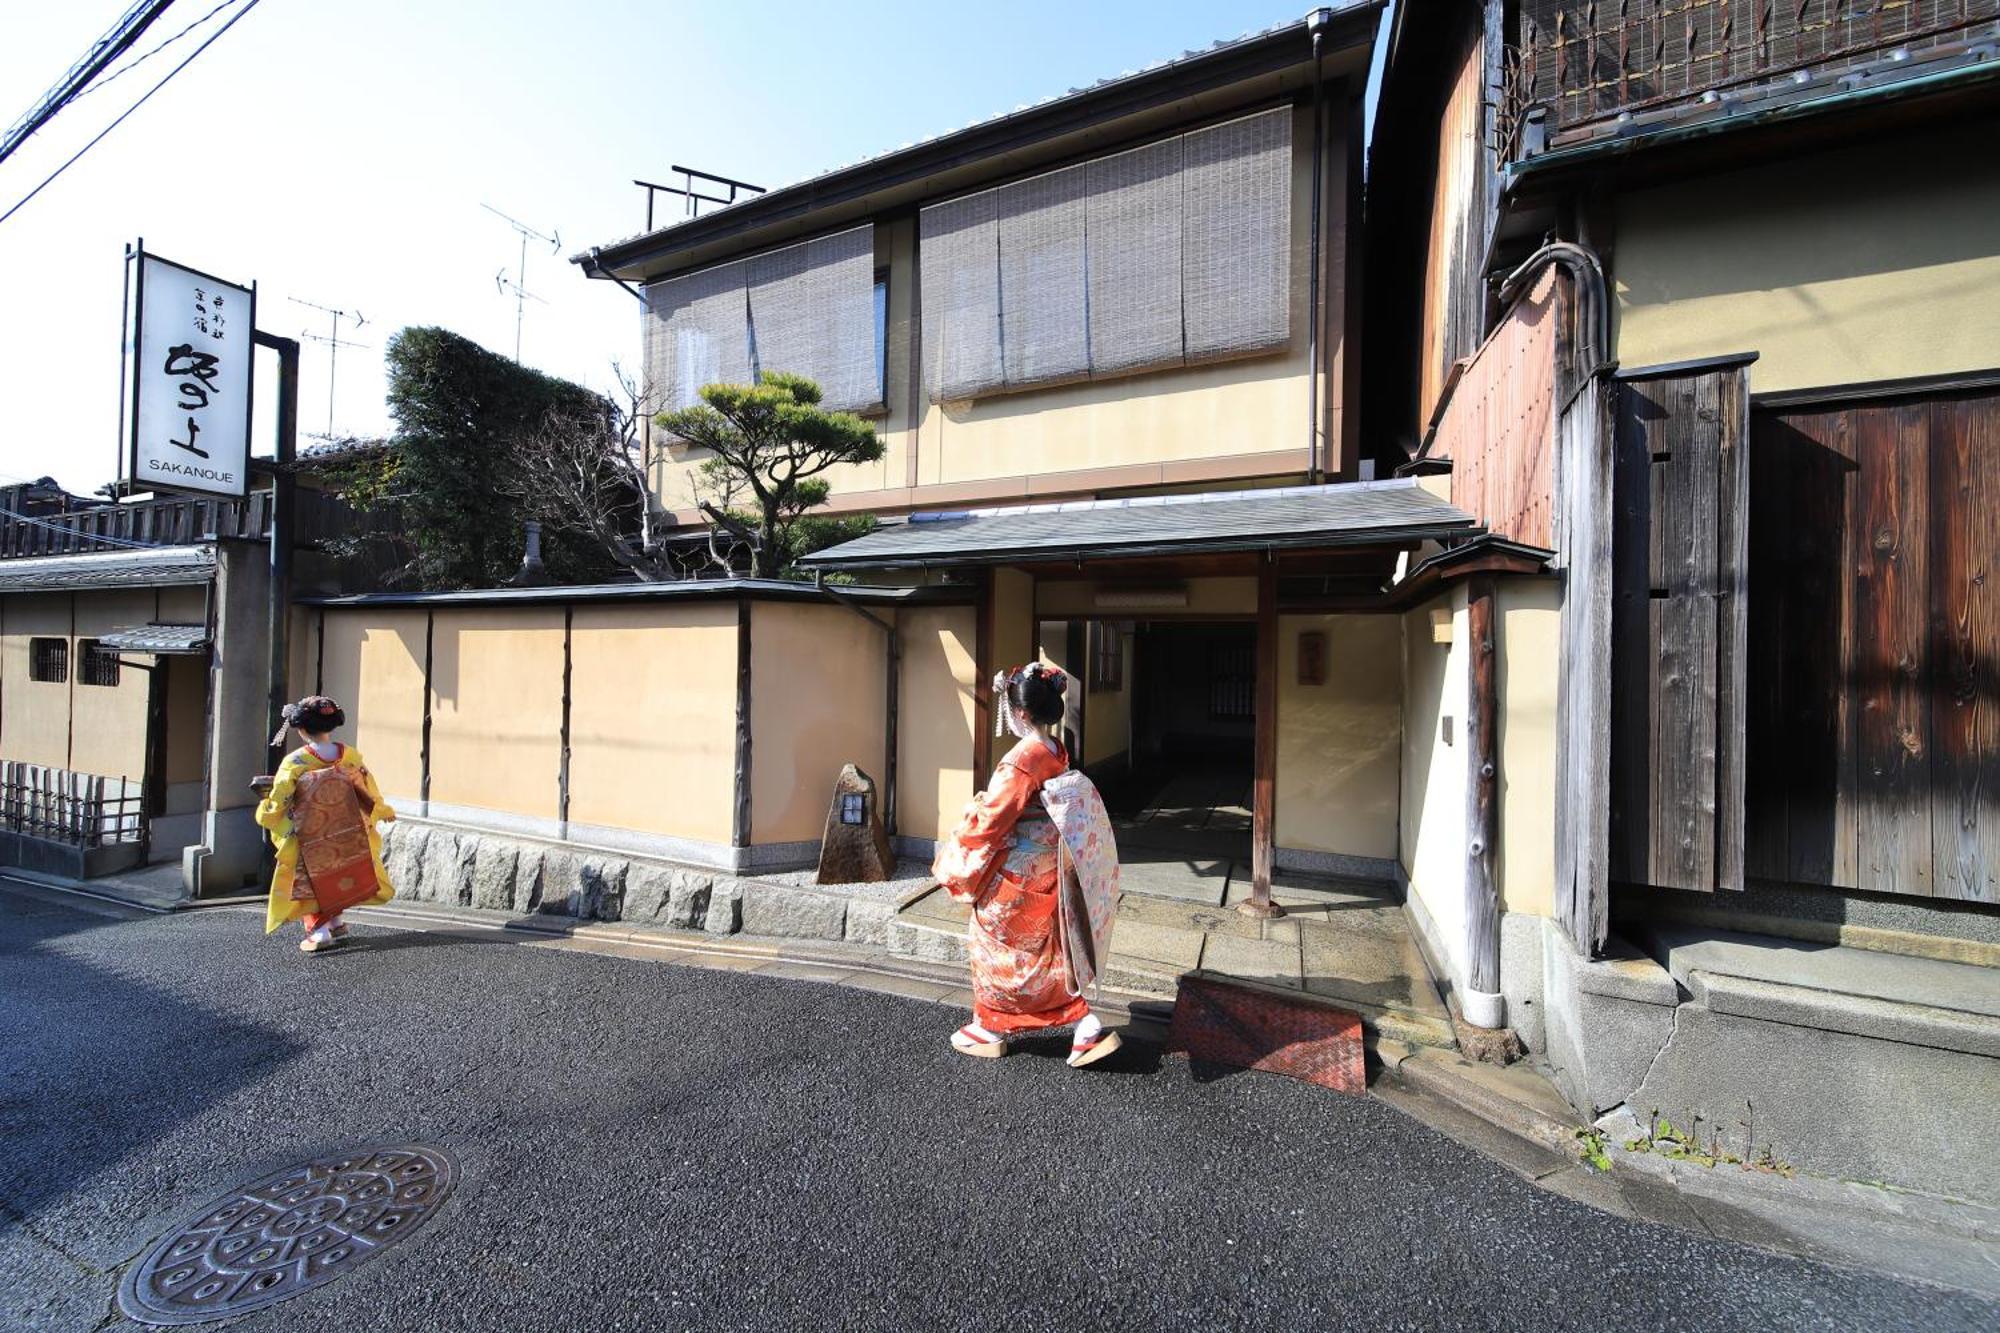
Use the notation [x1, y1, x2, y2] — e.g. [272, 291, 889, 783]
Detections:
[1009, 663, 1068, 727]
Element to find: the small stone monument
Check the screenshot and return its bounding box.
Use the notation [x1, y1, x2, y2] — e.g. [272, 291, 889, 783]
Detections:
[816, 764, 893, 885]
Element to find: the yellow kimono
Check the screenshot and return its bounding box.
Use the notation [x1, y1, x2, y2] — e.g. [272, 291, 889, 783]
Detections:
[255, 743, 397, 933]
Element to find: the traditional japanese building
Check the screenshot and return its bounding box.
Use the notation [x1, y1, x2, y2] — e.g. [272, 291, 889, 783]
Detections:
[1367, 0, 2000, 1200]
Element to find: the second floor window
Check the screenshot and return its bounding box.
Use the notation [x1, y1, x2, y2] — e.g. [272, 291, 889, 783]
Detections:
[649, 224, 882, 426]
[920, 104, 1294, 403]
[78, 640, 120, 687]
[29, 637, 67, 683]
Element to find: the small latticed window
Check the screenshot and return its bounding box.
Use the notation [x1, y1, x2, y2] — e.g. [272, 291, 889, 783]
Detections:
[78, 640, 120, 687]
[1209, 641, 1255, 720]
[29, 637, 67, 683]
[1090, 621, 1124, 692]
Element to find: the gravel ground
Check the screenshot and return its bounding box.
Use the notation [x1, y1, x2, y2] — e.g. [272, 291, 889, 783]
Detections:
[759, 858, 935, 899]
[2, 883, 1990, 1333]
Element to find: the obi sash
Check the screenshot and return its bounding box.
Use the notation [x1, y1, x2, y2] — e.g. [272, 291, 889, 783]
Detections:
[1039, 769, 1120, 997]
[290, 765, 378, 915]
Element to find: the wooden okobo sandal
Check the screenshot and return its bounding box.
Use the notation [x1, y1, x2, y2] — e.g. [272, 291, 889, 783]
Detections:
[1066, 1025, 1122, 1068]
[950, 1023, 1007, 1058]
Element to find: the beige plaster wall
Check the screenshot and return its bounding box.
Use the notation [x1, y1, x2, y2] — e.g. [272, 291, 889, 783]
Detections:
[156, 585, 206, 624]
[162, 653, 207, 787]
[1496, 580, 1560, 919]
[1083, 633, 1133, 768]
[0, 594, 72, 769]
[68, 589, 156, 781]
[898, 605, 978, 844]
[1400, 586, 1469, 979]
[567, 603, 739, 844]
[1614, 122, 2000, 392]
[427, 608, 565, 821]
[749, 601, 889, 845]
[1035, 576, 1257, 619]
[318, 610, 428, 801]
[651, 104, 1342, 514]
[1276, 614, 1401, 860]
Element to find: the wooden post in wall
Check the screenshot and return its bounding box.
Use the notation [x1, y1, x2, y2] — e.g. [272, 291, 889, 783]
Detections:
[1466, 574, 1501, 1006]
[1242, 561, 1284, 918]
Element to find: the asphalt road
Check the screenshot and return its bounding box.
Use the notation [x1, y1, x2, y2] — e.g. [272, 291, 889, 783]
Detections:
[2, 883, 1989, 1332]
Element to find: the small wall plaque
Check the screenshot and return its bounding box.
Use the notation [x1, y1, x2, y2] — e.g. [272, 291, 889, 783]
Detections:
[1297, 630, 1327, 687]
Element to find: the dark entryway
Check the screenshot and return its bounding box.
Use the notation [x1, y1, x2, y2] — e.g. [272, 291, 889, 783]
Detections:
[1091, 621, 1256, 897]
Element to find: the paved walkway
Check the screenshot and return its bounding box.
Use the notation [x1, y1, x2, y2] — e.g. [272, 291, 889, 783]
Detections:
[6, 880, 1990, 1330]
[896, 868, 1458, 1049]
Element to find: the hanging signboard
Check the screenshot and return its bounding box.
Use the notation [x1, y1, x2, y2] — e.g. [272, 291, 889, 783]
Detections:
[129, 248, 254, 497]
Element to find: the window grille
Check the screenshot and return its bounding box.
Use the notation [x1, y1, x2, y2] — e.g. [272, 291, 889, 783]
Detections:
[78, 640, 120, 687]
[1090, 621, 1124, 692]
[29, 637, 66, 683]
[1209, 641, 1255, 720]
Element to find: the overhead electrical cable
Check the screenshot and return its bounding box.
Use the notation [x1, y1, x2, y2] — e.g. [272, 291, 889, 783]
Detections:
[70, 0, 246, 103]
[0, 0, 265, 229]
[0, 0, 177, 167]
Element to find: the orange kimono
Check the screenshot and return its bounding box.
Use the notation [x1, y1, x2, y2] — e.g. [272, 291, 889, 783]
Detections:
[933, 737, 1093, 1035]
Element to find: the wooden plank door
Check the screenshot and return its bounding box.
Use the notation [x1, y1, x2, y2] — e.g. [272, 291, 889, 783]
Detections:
[1609, 362, 1752, 892]
[1928, 393, 2000, 903]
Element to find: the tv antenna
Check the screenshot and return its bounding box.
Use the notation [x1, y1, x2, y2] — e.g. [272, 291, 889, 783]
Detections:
[288, 295, 369, 437]
[483, 202, 559, 362]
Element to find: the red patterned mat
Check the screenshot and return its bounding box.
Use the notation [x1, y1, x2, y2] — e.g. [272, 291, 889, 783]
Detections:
[1165, 974, 1366, 1095]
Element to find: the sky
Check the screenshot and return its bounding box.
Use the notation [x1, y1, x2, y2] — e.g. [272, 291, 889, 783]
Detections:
[0, 0, 1381, 496]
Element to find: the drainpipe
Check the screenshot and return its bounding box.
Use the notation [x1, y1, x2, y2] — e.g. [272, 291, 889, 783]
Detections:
[813, 572, 900, 842]
[1496, 240, 1611, 388]
[1305, 6, 1330, 484]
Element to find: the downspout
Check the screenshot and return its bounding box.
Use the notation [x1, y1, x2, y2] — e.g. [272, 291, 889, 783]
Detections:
[1495, 240, 1611, 387]
[1305, 7, 1330, 484]
[814, 573, 900, 843]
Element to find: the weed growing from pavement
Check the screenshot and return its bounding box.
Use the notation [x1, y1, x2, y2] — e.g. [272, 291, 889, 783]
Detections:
[1624, 1105, 1796, 1178]
[1574, 1127, 1612, 1173]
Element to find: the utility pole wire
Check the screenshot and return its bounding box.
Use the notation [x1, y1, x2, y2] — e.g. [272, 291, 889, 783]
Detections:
[0, 0, 175, 166]
[0, 0, 265, 230]
[70, 0, 246, 103]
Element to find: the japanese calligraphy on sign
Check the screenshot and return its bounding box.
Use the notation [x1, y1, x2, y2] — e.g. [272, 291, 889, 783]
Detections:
[131, 251, 253, 497]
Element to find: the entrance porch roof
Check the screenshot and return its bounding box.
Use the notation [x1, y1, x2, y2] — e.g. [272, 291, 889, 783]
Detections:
[797, 479, 1477, 571]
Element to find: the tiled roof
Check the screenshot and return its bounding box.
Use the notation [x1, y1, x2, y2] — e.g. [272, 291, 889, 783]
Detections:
[799, 479, 1477, 569]
[95, 623, 209, 654]
[0, 545, 214, 592]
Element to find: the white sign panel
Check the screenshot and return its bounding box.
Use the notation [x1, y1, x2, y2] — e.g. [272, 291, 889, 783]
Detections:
[131, 252, 254, 497]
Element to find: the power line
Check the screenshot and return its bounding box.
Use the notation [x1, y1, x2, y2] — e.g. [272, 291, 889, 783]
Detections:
[0, 0, 265, 230]
[70, 0, 245, 104]
[0, 0, 176, 166]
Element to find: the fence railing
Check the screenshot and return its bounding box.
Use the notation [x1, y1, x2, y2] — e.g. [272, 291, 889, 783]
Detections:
[1506, 0, 1999, 149]
[0, 492, 273, 558]
[0, 763, 147, 849]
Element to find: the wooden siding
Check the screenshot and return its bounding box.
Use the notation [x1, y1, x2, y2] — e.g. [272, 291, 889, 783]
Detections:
[1418, 22, 1490, 427]
[1553, 372, 1615, 953]
[1433, 269, 1558, 550]
[1609, 363, 1751, 893]
[1746, 389, 2000, 903]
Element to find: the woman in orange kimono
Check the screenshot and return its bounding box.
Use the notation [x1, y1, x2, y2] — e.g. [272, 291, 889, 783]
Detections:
[255, 696, 397, 953]
[933, 663, 1121, 1068]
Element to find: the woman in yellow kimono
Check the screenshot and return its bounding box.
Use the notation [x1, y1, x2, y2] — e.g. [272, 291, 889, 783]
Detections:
[933, 663, 1122, 1068]
[256, 696, 396, 952]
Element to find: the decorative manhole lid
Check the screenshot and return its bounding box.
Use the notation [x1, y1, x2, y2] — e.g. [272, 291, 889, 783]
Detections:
[117, 1144, 458, 1326]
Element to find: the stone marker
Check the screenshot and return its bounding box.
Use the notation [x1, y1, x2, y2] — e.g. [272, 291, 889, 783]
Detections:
[816, 764, 893, 885]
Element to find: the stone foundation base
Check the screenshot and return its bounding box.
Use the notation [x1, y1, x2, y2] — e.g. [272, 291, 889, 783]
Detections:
[378, 818, 885, 945]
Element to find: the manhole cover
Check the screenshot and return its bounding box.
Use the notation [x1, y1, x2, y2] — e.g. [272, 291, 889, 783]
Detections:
[117, 1144, 458, 1326]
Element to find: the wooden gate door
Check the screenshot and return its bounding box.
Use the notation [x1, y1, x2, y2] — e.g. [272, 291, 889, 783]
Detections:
[1744, 389, 2000, 903]
[1608, 360, 1753, 893]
